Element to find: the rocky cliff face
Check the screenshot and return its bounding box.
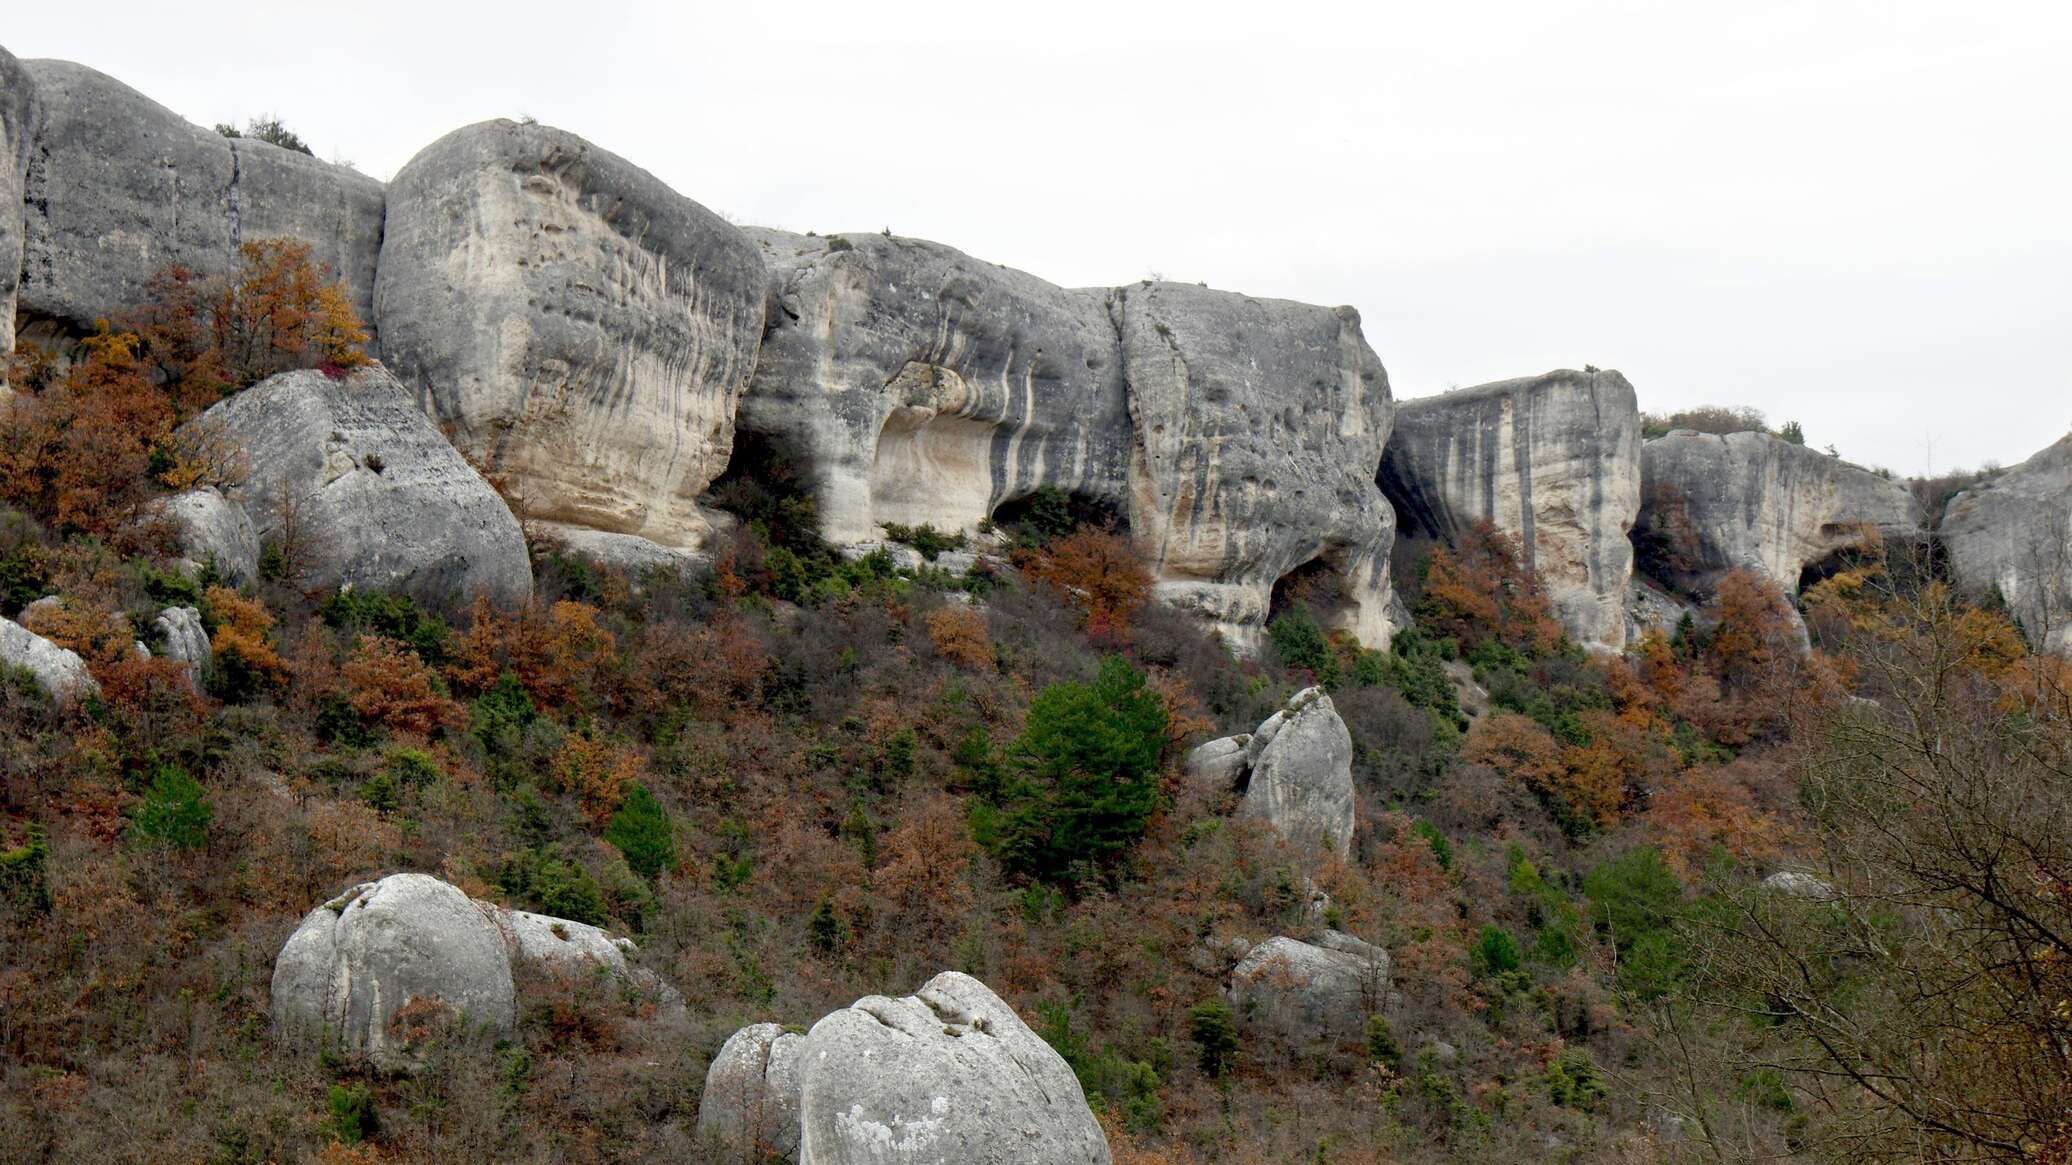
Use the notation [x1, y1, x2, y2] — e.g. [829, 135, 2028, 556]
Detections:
[15, 58, 383, 335]
[739, 229, 1132, 545]
[1942, 434, 2072, 655]
[0, 47, 35, 384]
[1382, 369, 1640, 650]
[1117, 282, 1396, 650]
[1634, 430, 1921, 598]
[376, 120, 766, 558]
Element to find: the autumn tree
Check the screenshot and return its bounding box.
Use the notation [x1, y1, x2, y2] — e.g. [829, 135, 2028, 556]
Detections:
[1415, 521, 1564, 659]
[1013, 527, 1151, 641]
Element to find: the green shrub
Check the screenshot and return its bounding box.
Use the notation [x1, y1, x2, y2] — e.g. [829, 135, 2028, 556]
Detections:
[1411, 820, 1453, 870]
[1267, 604, 1340, 688]
[1583, 847, 1687, 999]
[604, 783, 675, 880]
[129, 765, 213, 849]
[320, 589, 448, 661]
[1470, 924, 1522, 977]
[1365, 1014, 1402, 1070]
[0, 824, 51, 914]
[1545, 1047, 1607, 1110]
[880, 522, 967, 561]
[322, 1082, 378, 1144]
[1188, 998, 1239, 1079]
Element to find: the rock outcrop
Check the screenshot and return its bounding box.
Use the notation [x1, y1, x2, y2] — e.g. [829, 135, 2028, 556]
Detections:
[15, 58, 383, 334]
[181, 365, 531, 607]
[739, 229, 1132, 546]
[797, 971, 1110, 1164]
[1634, 431, 1921, 598]
[1117, 283, 1396, 650]
[0, 47, 37, 380]
[1382, 370, 1641, 650]
[0, 614, 96, 702]
[376, 120, 765, 556]
[698, 1022, 807, 1161]
[150, 487, 261, 585]
[154, 606, 209, 687]
[271, 873, 517, 1066]
[1226, 933, 1391, 1046]
[1941, 434, 2072, 656]
[1240, 688, 1357, 858]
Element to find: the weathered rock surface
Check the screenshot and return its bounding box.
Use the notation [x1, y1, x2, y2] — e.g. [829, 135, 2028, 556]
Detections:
[1226, 935, 1390, 1046]
[271, 873, 516, 1066]
[740, 229, 1132, 546]
[0, 614, 96, 701]
[699, 1022, 807, 1161]
[486, 904, 636, 974]
[15, 58, 383, 333]
[1236, 688, 1356, 859]
[1941, 434, 2072, 655]
[1117, 283, 1396, 650]
[1634, 431, 1921, 599]
[1183, 734, 1252, 790]
[154, 606, 209, 687]
[1382, 370, 1641, 650]
[182, 365, 531, 607]
[151, 487, 262, 585]
[1760, 871, 1838, 900]
[0, 47, 38, 380]
[798, 970, 1110, 1165]
[376, 120, 764, 553]
[1626, 576, 1699, 643]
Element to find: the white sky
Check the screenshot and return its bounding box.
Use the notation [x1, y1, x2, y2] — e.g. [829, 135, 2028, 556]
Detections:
[11, 1, 2069, 475]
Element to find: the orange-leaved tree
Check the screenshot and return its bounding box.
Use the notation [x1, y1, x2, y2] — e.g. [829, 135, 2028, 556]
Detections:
[1416, 521, 1565, 658]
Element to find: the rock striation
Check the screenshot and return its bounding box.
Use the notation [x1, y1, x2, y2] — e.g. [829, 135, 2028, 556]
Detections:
[1634, 431, 1921, 599]
[1190, 688, 1357, 859]
[0, 614, 96, 702]
[739, 229, 1132, 545]
[1117, 282, 1396, 650]
[15, 58, 383, 335]
[0, 46, 37, 382]
[1940, 434, 2072, 656]
[181, 365, 531, 608]
[376, 120, 766, 557]
[699, 1022, 808, 1161]
[1382, 369, 1640, 650]
[1225, 933, 1391, 1047]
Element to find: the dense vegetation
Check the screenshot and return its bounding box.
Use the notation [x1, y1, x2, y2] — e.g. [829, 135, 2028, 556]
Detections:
[0, 255, 2066, 1164]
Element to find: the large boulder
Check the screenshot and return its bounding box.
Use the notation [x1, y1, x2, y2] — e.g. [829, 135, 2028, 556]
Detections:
[798, 971, 1110, 1164]
[1382, 370, 1641, 650]
[1226, 934, 1391, 1047]
[376, 120, 765, 555]
[1940, 434, 2072, 655]
[0, 615, 96, 702]
[1116, 282, 1396, 652]
[270, 873, 516, 1066]
[15, 58, 383, 334]
[0, 46, 38, 380]
[1634, 430, 1921, 599]
[739, 229, 1132, 546]
[180, 365, 531, 607]
[149, 486, 261, 585]
[698, 1022, 807, 1161]
[1236, 688, 1356, 859]
[153, 606, 209, 688]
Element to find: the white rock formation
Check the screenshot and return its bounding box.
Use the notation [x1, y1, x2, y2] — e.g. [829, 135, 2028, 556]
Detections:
[0, 46, 37, 382]
[0, 614, 96, 702]
[376, 120, 766, 555]
[153, 606, 209, 689]
[1382, 369, 1641, 650]
[1941, 434, 2072, 656]
[150, 487, 261, 585]
[1760, 871, 1838, 900]
[698, 1022, 808, 1161]
[181, 365, 531, 607]
[1226, 934, 1391, 1047]
[1117, 282, 1396, 651]
[1237, 688, 1357, 860]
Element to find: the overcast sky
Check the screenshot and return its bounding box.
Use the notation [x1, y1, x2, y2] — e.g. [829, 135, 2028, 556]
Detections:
[11, 1, 2068, 475]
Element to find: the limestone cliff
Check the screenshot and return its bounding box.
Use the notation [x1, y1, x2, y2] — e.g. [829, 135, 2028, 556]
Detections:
[15, 58, 383, 335]
[376, 120, 766, 557]
[0, 47, 36, 384]
[1941, 434, 2072, 655]
[739, 229, 1131, 545]
[1634, 430, 1921, 598]
[1382, 369, 1640, 650]
[1116, 282, 1396, 650]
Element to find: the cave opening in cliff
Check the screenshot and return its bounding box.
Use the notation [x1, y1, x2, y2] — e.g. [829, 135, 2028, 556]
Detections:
[1268, 553, 1358, 633]
[705, 426, 826, 552]
[988, 488, 1127, 543]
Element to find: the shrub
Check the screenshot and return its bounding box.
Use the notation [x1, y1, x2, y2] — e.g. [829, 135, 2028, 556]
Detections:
[926, 605, 996, 670]
[342, 635, 463, 736]
[1267, 603, 1339, 688]
[1013, 528, 1151, 640]
[1545, 1047, 1607, 1109]
[604, 783, 675, 880]
[1469, 924, 1522, 977]
[214, 114, 315, 156]
[0, 824, 51, 914]
[1188, 998, 1239, 1079]
[322, 1083, 378, 1144]
[880, 522, 966, 561]
[320, 589, 447, 661]
[129, 764, 213, 849]
[1366, 1014, 1402, 1070]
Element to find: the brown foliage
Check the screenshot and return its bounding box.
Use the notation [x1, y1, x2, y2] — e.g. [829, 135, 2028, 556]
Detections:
[1416, 521, 1564, 656]
[341, 634, 464, 737]
[925, 605, 996, 670]
[206, 585, 289, 693]
[446, 598, 619, 710]
[1013, 528, 1151, 640]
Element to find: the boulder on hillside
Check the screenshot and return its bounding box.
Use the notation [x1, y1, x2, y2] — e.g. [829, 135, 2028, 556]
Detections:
[1183, 734, 1252, 790]
[698, 1022, 807, 1161]
[0, 46, 38, 380]
[376, 120, 765, 555]
[1226, 934, 1391, 1047]
[1634, 431, 1920, 600]
[1382, 369, 1641, 651]
[1236, 688, 1357, 859]
[271, 873, 517, 1067]
[181, 365, 531, 608]
[798, 970, 1111, 1164]
[153, 606, 209, 688]
[0, 614, 96, 702]
[15, 58, 383, 334]
[1760, 871, 1838, 900]
[1117, 283, 1397, 652]
[149, 487, 261, 585]
[1941, 434, 2072, 656]
[738, 229, 1132, 546]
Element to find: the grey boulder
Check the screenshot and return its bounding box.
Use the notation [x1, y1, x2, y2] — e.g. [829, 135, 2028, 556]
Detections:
[1118, 283, 1396, 651]
[798, 970, 1110, 1165]
[1760, 871, 1838, 900]
[0, 614, 96, 702]
[15, 58, 383, 334]
[181, 365, 531, 608]
[270, 873, 516, 1067]
[1183, 734, 1251, 790]
[0, 46, 38, 379]
[1226, 935, 1391, 1047]
[699, 1022, 807, 1161]
[376, 120, 764, 554]
[150, 487, 261, 585]
[1236, 688, 1356, 860]
[153, 606, 209, 688]
[1940, 434, 2072, 655]
[1382, 369, 1641, 650]
[739, 229, 1131, 546]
